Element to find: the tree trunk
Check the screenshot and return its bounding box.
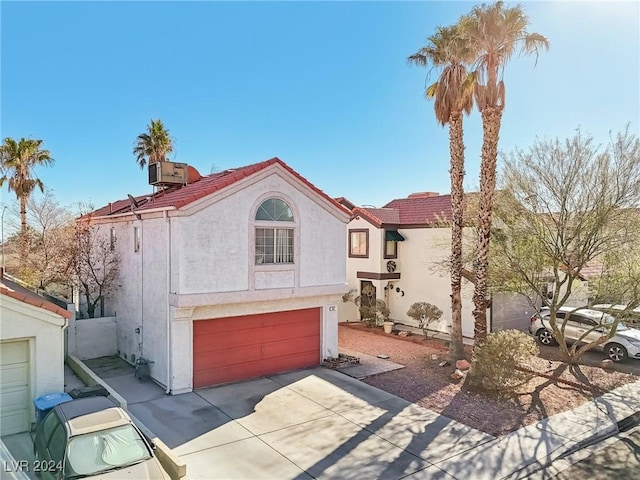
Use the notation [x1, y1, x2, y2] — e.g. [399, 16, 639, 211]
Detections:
[19, 195, 28, 275]
[448, 111, 465, 360]
[472, 105, 503, 343]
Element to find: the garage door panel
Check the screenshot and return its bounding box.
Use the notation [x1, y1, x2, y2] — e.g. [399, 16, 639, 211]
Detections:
[196, 315, 265, 335]
[261, 309, 318, 327]
[263, 322, 320, 341]
[257, 351, 319, 373]
[1, 340, 30, 435]
[1, 363, 29, 389]
[193, 308, 321, 388]
[193, 344, 263, 370]
[194, 328, 265, 353]
[196, 361, 267, 387]
[261, 336, 319, 358]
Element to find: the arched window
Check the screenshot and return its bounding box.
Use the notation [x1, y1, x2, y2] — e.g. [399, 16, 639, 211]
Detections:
[255, 198, 294, 264]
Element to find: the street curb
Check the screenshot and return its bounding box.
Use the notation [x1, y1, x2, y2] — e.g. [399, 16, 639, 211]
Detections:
[508, 402, 640, 478]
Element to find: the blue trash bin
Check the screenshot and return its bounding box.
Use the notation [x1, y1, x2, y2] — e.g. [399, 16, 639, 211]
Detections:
[33, 392, 72, 423]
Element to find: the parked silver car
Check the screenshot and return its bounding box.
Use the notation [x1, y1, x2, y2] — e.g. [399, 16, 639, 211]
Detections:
[33, 396, 170, 479]
[529, 306, 640, 362]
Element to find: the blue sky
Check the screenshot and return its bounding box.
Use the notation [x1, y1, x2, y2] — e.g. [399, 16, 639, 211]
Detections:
[2, 1, 639, 221]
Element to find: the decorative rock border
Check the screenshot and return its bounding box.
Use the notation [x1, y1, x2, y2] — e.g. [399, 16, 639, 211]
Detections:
[323, 353, 360, 369]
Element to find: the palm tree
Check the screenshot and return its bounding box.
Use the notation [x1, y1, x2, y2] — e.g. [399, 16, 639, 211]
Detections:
[461, 1, 549, 342]
[0, 137, 54, 272]
[409, 25, 474, 360]
[133, 119, 174, 169]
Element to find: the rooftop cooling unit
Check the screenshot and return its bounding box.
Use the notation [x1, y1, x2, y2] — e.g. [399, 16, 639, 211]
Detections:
[148, 161, 188, 186]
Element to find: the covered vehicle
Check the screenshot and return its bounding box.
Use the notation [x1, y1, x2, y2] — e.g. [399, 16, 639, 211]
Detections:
[529, 306, 640, 362]
[33, 396, 170, 479]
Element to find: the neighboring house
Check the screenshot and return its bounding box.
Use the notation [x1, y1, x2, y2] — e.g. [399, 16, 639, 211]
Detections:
[85, 158, 349, 393]
[0, 269, 71, 434]
[338, 192, 534, 338]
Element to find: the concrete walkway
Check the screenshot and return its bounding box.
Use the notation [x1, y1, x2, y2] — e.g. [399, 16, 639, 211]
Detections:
[82, 355, 640, 480]
[337, 347, 405, 379]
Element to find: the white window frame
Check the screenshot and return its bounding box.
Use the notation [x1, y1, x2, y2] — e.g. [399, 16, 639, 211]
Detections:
[254, 198, 295, 265]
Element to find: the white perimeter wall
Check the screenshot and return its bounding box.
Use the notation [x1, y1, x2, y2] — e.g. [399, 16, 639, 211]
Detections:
[74, 316, 118, 360]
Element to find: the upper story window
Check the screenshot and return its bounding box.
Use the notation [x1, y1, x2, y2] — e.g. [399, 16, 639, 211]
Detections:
[384, 230, 404, 259]
[255, 198, 294, 264]
[349, 229, 369, 258]
[384, 239, 397, 259]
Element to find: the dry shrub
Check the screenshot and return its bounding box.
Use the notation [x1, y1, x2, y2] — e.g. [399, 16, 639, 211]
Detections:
[470, 329, 539, 392]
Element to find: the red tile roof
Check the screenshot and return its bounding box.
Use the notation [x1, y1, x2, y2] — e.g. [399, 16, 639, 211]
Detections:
[383, 194, 453, 225]
[351, 207, 400, 227]
[90, 158, 350, 218]
[1, 276, 72, 319]
[334, 197, 357, 211]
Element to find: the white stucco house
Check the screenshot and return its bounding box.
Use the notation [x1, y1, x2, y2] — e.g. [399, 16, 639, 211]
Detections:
[337, 192, 536, 339]
[86, 157, 349, 393]
[0, 270, 71, 434]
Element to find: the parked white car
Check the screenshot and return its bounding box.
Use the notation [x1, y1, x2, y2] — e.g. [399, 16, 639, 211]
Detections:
[529, 306, 640, 362]
[591, 304, 640, 326]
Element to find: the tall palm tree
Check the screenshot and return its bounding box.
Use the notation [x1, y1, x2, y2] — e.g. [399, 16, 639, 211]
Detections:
[461, 1, 549, 342]
[0, 137, 54, 272]
[409, 25, 474, 360]
[133, 119, 174, 169]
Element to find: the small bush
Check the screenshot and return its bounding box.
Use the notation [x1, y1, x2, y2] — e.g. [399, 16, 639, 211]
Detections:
[406, 302, 442, 338]
[470, 329, 539, 392]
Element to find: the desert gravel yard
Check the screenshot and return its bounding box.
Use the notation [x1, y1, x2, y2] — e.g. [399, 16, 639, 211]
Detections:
[338, 322, 639, 437]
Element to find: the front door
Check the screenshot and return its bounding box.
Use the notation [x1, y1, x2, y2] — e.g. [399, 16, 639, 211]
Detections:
[360, 281, 376, 309]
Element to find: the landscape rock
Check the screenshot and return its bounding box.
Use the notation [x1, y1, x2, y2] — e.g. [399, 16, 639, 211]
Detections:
[438, 360, 449, 367]
[600, 359, 614, 368]
[456, 359, 471, 371]
[451, 369, 467, 381]
[431, 354, 439, 361]
[398, 331, 410, 337]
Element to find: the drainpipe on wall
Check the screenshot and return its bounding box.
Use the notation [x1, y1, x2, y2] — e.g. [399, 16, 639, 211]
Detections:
[165, 210, 172, 394]
[140, 219, 144, 361]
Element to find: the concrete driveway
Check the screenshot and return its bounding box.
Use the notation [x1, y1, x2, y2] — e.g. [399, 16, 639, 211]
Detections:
[127, 367, 494, 480]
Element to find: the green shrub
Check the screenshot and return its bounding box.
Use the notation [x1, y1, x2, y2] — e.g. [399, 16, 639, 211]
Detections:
[470, 329, 539, 392]
[406, 302, 442, 338]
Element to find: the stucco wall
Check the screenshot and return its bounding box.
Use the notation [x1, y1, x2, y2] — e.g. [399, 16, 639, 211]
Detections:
[340, 217, 385, 322]
[175, 171, 346, 294]
[74, 316, 118, 360]
[392, 227, 475, 337]
[107, 217, 168, 383]
[1, 295, 66, 417]
[102, 165, 347, 392]
[340, 222, 476, 338]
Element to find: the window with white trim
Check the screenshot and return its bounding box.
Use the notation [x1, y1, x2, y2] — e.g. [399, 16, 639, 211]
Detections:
[255, 198, 294, 264]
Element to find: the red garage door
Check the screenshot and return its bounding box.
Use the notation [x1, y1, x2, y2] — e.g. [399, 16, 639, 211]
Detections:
[193, 308, 321, 388]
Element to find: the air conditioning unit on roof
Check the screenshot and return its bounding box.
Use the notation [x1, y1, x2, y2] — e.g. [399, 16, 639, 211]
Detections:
[148, 161, 188, 186]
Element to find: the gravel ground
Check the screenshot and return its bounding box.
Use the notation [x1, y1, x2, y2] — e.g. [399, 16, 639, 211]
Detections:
[338, 322, 638, 436]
